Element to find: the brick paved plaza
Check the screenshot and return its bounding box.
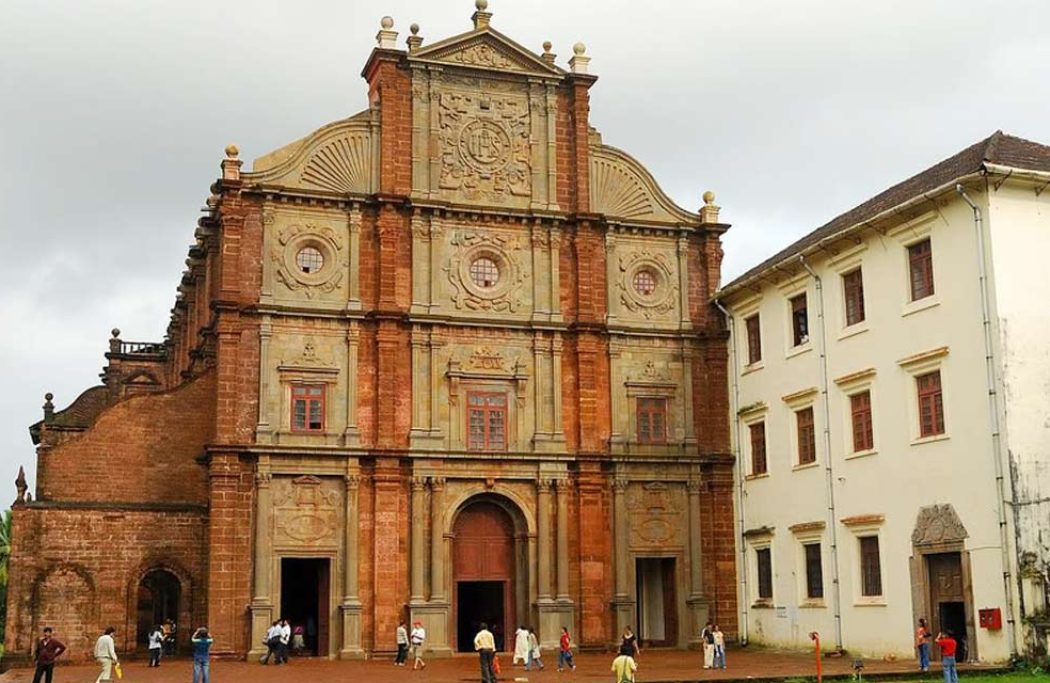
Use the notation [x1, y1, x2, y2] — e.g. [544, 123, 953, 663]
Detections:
[0, 647, 1003, 683]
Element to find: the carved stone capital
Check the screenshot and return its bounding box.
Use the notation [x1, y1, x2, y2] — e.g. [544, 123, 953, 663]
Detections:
[344, 474, 360, 491]
[537, 477, 554, 493]
[255, 471, 272, 487]
[411, 476, 428, 492]
[429, 476, 446, 491]
[613, 477, 629, 494]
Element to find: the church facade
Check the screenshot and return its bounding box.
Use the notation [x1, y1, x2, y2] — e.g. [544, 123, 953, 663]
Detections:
[4, 3, 735, 661]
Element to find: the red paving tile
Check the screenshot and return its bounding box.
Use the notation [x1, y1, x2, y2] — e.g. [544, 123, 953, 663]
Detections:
[0, 648, 1004, 683]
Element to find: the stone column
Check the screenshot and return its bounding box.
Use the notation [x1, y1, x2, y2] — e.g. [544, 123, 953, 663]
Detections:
[248, 468, 273, 657]
[339, 468, 364, 659]
[612, 476, 634, 633]
[344, 324, 360, 445]
[686, 476, 710, 643]
[429, 477, 446, 601]
[410, 475, 427, 602]
[537, 478, 553, 600]
[677, 235, 692, 329]
[255, 319, 272, 443]
[555, 478, 571, 600]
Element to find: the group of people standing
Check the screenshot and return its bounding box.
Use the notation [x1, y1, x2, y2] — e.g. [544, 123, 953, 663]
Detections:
[260, 619, 292, 664]
[700, 622, 727, 670]
[510, 625, 545, 670]
[394, 619, 428, 669]
[916, 618, 962, 683]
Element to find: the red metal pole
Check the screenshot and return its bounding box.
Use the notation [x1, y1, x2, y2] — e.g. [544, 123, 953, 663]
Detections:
[810, 632, 822, 683]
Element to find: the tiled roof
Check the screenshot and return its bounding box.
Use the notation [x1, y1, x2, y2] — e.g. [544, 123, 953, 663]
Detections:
[720, 131, 1050, 296]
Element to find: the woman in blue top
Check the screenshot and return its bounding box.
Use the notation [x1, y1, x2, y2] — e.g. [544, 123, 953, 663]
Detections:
[191, 627, 213, 683]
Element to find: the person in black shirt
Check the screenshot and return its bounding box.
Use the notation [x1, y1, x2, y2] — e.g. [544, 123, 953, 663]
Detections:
[619, 627, 640, 658]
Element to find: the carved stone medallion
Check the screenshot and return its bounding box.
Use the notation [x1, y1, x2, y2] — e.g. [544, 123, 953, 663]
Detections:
[271, 223, 346, 298]
[912, 504, 968, 546]
[272, 475, 341, 546]
[627, 482, 684, 547]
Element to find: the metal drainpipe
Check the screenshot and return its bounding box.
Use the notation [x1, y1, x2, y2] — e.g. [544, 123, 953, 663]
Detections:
[956, 184, 1020, 657]
[714, 298, 749, 645]
[798, 255, 844, 651]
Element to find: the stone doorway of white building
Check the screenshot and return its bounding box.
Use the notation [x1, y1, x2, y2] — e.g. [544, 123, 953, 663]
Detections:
[279, 557, 330, 657]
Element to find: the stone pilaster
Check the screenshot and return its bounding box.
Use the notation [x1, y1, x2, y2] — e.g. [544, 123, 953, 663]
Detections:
[612, 476, 635, 633]
[339, 468, 365, 659]
[686, 476, 710, 645]
[555, 478, 571, 600]
[410, 475, 427, 601]
[248, 467, 273, 658]
[412, 476, 452, 656]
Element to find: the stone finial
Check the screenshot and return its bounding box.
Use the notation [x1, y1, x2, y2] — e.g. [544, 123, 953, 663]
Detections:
[569, 42, 590, 74]
[15, 465, 27, 505]
[109, 328, 122, 353]
[700, 190, 721, 224]
[221, 143, 242, 182]
[43, 392, 55, 421]
[376, 16, 398, 49]
[25, 491, 32, 503]
[406, 23, 423, 52]
[541, 41, 556, 66]
[472, 0, 492, 30]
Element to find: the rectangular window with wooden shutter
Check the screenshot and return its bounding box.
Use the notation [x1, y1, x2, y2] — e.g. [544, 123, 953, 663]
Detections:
[796, 407, 816, 465]
[917, 370, 945, 437]
[790, 293, 809, 346]
[850, 390, 874, 452]
[908, 239, 935, 301]
[859, 536, 882, 596]
[804, 542, 824, 599]
[843, 268, 866, 326]
[756, 547, 773, 600]
[750, 421, 767, 475]
[746, 314, 762, 364]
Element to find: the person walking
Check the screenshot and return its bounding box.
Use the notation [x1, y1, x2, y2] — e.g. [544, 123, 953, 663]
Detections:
[557, 627, 576, 672]
[94, 627, 118, 683]
[619, 627, 640, 658]
[935, 631, 959, 683]
[394, 619, 409, 666]
[410, 621, 427, 670]
[32, 627, 66, 683]
[148, 624, 165, 667]
[291, 625, 305, 655]
[474, 622, 497, 683]
[700, 621, 715, 669]
[513, 625, 530, 666]
[611, 653, 638, 683]
[526, 627, 544, 671]
[916, 618, 932, 672]
[260, 621, 281, 665]
[191, 627, 213, 683]
[713, 624, 726, 670]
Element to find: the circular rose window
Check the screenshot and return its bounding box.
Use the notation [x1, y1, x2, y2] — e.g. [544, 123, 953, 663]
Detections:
[469, 257, 500, 288]
[633, 269, 657, 296]
[296, 246, 324, 274]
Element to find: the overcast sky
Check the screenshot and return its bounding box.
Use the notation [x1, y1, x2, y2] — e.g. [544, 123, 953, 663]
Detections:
[1, 0, 1048, 506]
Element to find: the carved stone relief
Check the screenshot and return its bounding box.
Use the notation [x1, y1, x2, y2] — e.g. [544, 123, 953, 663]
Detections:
[617, 249, 679, 320]
[627, 482, 685, 548]
[444, 229, 530, 313]
[271, 223, 346, 298]
[272, 475, 342, 547]
[300, 133, 371, 194]
[912, 504, 969, 546]
[436, 81, 531, 205]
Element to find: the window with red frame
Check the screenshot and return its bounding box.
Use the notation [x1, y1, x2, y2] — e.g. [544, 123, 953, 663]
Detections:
[467, 392, 507, 451]
[796, 407, 816, 465]
[917, 370, 945, 437]
[850, 390, 874, 452]
[291, 384, 325, 432]
[908, 239, 934, 301]
[637, 397, 668, 444]
[843, 268, 866, 326]
[749, 421, 767, 475]
[745, 314, 762, 364]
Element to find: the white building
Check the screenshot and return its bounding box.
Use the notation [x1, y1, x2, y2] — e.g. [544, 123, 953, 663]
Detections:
[717, 131, 1050, 662]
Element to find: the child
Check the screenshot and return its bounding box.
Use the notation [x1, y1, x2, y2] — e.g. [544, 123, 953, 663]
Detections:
[557, 627, 576, 672]
[713, 624, 726, 669]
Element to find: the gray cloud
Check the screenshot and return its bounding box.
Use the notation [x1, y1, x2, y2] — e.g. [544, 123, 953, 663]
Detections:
[1, 0, 1047, 503]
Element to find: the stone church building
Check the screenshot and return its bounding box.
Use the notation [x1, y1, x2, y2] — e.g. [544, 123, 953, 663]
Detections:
[4, 2, 735, 661]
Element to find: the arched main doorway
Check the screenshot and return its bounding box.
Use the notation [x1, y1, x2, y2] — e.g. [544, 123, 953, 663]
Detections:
[136, 570, 181, 648]
[452, 497, 525, 652]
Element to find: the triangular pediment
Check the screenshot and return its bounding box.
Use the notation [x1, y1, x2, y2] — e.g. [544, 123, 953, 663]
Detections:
[413, 29, 563, 77]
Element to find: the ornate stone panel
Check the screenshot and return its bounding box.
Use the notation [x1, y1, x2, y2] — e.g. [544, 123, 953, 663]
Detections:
[616, 248, 679, 322]
[626, 482, 686, 549]
[444, 228, 530, 313]
[271, 475, 344, 548]
[912, 504, 969, 546]
[434, 76, 532, 208]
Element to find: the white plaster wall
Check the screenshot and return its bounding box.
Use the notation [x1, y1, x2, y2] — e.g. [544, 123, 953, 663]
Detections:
[727, 192, 1013, 661]
[987, 180, 1050, 621]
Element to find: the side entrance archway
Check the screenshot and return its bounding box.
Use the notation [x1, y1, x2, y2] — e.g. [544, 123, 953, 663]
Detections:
[452, 495, 528, 652]
[135, 570, 181, 648]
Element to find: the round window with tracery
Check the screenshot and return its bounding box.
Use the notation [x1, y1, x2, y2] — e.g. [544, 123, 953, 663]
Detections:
[633, 269, 657, 296]
[469, 257, 500, 288]
[296, 246, 325, 274]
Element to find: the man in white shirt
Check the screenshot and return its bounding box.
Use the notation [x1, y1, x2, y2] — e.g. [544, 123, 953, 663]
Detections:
[410, 621, 427, 670]
[278, 619, 291, 664]
[93, 627, 118, 683]
[260, 621, 281, 665]
[474, 622, 496, 683]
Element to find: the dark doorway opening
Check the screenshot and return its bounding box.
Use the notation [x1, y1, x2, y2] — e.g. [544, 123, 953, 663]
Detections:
[456, 581, 506, 653]
[280, 558, 330, 657]
[636, 557, 677, 646]
[136, 570, 181, 648]
[939, 601, 968, 661]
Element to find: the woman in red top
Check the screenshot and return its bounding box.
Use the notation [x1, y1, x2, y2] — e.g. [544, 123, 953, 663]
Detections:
[935, 631, 958, 683]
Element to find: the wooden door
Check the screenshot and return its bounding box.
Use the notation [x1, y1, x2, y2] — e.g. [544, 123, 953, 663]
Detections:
[453, 502, 516, 648]
[927, 553, 964, 646]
